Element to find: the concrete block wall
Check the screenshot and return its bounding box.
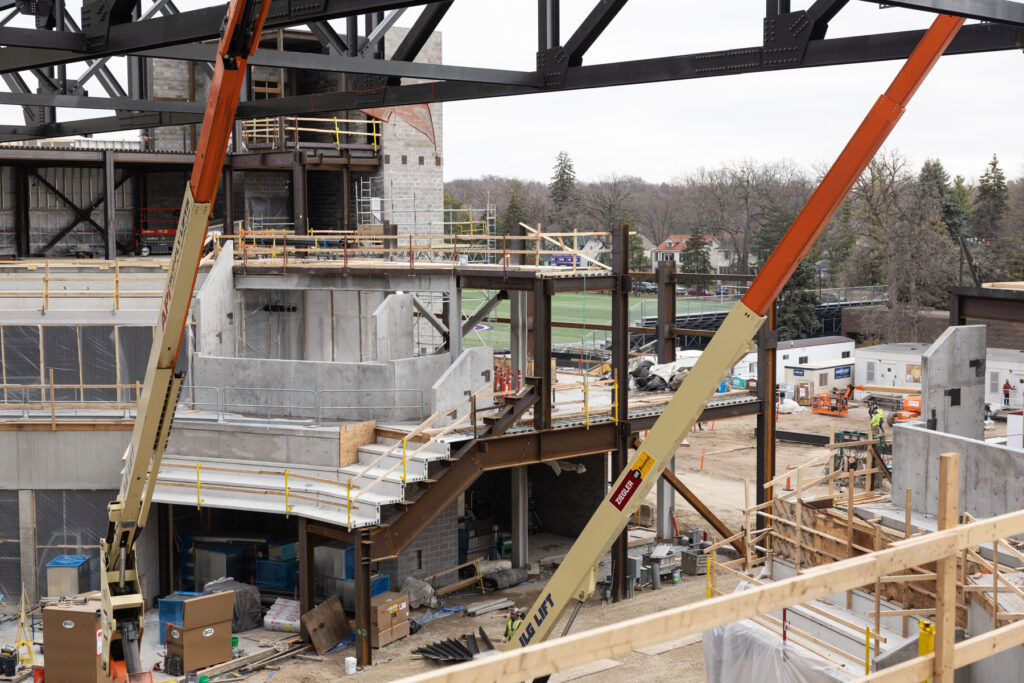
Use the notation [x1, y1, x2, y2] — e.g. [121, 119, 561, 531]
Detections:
[148, 59, 210, 152]
[893, 422, 1024, 520]
[243, 171, 292, 222]
[530, 454, 607, 538]
[376, 26, 443, 236]
[377, 500, 458, 588]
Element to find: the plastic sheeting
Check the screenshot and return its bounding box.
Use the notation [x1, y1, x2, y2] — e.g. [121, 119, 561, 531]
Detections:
[238, 289, 304, 360]
[80, 326, 117, 402]
[2, 326, 42, 404]
[704, 619, 852, 683]
[35, 490, 114, 595]
[203, 578, 262, 632]
[0, 492, 19, 603]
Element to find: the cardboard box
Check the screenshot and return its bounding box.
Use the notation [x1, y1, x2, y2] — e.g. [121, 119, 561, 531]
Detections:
[370, 592, 408, 630]
[43, 598, 103, 683]
[165, 620, 232, 672]
[371, 618, 410, 648]
[163, 591, 234, 672]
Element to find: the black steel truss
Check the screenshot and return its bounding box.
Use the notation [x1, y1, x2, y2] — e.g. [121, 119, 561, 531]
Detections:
[0, 0, 1021, 141]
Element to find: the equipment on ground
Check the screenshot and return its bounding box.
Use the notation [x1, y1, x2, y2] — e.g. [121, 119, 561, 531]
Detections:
[98, 0, 272, 677]
[811, 384, 857, 417]
[509, 13, 965, 654]
[866, 393, 922, 426]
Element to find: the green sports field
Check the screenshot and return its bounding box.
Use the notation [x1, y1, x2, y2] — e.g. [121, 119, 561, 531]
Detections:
[461, 290, 733, 349]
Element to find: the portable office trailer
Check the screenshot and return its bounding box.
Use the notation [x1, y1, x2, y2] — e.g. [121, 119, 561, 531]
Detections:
[985, 348, 1024, 410]
[783, 359, 855, 404]
[732, 336, 855, 385]
[853, 343, 930, 398]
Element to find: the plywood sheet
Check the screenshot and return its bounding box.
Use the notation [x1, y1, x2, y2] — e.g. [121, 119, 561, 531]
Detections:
[634, 634, 702, 655]
[339, 420, 376, 467]
[301, 595, 352, 654]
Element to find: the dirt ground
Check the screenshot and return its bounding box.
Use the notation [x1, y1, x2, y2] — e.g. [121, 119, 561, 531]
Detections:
[255, 403, 1007, 682]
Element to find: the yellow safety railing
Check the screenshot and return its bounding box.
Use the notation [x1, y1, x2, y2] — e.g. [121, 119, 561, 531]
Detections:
[196, 463, 203, 510]
[242, 116, 380, 151]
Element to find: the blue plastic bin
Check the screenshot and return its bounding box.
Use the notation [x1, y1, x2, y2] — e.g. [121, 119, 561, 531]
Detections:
[256, 559, 300, 590]
[157, 592, 202, 644]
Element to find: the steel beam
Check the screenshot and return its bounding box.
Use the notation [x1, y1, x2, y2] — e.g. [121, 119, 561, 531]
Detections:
[461, 290, 507, 338]
[754, 302, 777, 530]
[952, 286, 1024, 325]
[860, 0, 1024, 26]
[564, 0, 629, 65]
[103, 150, 116, 258]
[391, 1, 452, 63]
[362, 8, 405, 55]
[306, 20, 348, 54]
[660, 469, 743, 554]
[610, 224, 630, 602]
[532, 280, 553, 429]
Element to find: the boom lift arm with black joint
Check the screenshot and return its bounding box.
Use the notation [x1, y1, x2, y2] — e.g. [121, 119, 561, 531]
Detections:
[98, 0, 272, 676]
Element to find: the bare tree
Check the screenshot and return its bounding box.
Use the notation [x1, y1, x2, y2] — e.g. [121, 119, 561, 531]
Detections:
[579, 174, 642, 232]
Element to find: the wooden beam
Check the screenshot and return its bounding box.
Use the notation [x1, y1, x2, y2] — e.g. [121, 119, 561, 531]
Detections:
[935, 452, 959, 683]
[399, 504, 1024, 683]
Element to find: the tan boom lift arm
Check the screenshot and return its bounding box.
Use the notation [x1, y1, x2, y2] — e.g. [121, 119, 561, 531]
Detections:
[509, 12, 965, 656]
[99, 0, 271, 676]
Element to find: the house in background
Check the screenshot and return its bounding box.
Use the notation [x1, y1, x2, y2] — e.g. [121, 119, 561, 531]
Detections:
[650, 234, 740, 273]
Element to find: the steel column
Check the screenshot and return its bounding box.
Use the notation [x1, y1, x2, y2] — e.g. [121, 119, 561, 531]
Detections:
[292, 152, 307, 234]
[538, 0, 559, 51]
[298, 517, 314, 616]
[655, 258, 677, 539]
[13, 166, 29, 256]
[755, 301, 778, 529]
[610, 224, 630, 601]
[223, 169, 234, 234]
[355, 527, 373, 667]
[532, 280, 553, 429]
[103, 150, 116, 258]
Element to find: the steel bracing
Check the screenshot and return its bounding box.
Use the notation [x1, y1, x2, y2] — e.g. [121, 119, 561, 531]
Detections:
[0, 0, 1022, 141]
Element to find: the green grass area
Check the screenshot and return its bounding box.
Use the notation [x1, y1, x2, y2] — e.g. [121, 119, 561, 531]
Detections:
[461, 291, 733, 350]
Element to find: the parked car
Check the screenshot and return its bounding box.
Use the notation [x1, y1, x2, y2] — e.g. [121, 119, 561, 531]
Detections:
[715, 286, 730, 296]
[634, 281, 657, 294]
[688, 287, 713, 296]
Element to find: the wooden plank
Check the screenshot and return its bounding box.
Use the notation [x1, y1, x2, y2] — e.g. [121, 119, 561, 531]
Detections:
[339, 420, 377, 467]
[549, 658, 621, 682]
[634, 634, 702, 655]
[399, 506, 1024, 683]
[300, 595, 352, 655]
[934, 452, 959, 683]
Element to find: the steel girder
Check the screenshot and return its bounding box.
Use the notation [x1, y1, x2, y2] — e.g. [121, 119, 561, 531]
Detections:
[0, 1, 1022, 141]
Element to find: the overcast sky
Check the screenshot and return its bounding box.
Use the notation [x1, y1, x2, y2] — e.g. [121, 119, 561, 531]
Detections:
[4, 1, 1022, 184]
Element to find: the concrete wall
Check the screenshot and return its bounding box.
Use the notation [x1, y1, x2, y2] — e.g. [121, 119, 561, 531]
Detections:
[377, 500, 458, 589]
[193, 242, 235, 357]
[165, 420, 343, 468]
[967, 596, 1024, 682]
[893, 422, 1024, 520]
[0, 429, 129, 490]
[430, 347, 493, 419]
[189, 352, 465, 422]
[922, 325, 986, 440]
[371, 293, 414, 361]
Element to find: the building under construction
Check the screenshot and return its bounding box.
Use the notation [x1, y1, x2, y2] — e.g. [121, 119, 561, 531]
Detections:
[1, 2, 1024, 683]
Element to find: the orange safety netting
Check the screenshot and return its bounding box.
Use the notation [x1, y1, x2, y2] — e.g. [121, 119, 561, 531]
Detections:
[358, 104, 436, 148]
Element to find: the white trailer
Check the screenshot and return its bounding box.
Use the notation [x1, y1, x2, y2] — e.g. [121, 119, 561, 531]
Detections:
[732, 335, 855, 385]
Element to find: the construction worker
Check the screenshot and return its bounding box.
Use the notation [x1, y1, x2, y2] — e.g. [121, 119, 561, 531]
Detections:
[505, 609, 524, 641]
[1004, 379, 1013, 407]
[870, 406, 884, 438]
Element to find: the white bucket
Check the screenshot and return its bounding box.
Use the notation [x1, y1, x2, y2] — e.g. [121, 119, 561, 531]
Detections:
[345, 656, 357, 674]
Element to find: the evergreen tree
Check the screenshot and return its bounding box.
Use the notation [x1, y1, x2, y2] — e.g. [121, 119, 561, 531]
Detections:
[499, 180, 530, 235]
[753, 205, 821, 340]
[549, 151, 578, 231]
[678, 233, 712, 289]
[968, 154, 1008, 238]
[621, 212, 650, 271]
[918, 158, 965, 238]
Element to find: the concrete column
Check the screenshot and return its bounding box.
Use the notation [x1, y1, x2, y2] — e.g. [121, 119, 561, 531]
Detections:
[303, 290, 334, 361]
[332, 291, 361, 362]
[18, 490, 36, 603]
[446, 280, 462, 363]
[511, 468, 528, 569]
